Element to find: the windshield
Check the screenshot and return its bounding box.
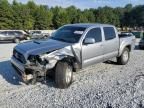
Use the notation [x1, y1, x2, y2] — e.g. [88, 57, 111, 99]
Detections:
[50, 26, 86, 43]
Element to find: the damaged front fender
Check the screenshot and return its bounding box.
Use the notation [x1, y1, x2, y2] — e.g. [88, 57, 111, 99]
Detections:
[24, 43, 82, 80]
[40, 44, 82, 70]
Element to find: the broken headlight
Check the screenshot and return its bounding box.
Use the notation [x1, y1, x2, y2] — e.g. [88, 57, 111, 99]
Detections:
[28, 55, 48, 65]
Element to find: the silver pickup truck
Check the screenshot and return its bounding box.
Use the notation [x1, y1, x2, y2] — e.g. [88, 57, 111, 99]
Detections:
[11, 24, 135, 88]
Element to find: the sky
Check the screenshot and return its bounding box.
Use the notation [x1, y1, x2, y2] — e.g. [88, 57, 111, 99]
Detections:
[8, 0, 144, 9]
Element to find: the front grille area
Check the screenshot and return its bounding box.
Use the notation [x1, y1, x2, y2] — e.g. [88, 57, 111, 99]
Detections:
[13, 49, 26, 64]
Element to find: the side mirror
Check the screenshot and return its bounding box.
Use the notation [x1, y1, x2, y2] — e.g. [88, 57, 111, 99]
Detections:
[84, 38, 95, 44]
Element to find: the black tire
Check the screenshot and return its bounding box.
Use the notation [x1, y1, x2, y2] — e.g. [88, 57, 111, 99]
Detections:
[13, 38, 20, 43]
[117, 47, 130, 65]
[55, 62, 73, 89]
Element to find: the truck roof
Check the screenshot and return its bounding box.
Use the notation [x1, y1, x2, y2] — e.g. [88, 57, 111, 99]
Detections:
[65, 23, 115, 28]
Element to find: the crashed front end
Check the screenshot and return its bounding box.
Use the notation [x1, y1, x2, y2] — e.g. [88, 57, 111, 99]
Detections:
[11, 45, 81, 82]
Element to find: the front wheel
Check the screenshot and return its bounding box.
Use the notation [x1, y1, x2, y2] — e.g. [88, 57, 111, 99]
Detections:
[55, 62, 73, 89]
[117, 47, 130, 65]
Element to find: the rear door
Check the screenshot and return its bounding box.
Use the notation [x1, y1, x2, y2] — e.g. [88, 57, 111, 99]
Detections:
[7, 31, 15, 40]
[103, 27, 119, 61]
[82, 27, 104, 67]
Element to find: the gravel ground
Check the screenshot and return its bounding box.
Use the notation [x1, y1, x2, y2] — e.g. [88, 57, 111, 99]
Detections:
[0, 42, 144, 108]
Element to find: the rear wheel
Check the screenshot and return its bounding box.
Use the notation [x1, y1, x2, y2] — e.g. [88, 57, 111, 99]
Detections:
[13, 38, 20, 43]
[55, 62, 73, 89]
[117, 47, 130, 65]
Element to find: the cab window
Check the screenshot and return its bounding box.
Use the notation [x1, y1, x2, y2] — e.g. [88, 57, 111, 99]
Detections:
[104, 27, 116, 40]
[85, 28, 102, 42]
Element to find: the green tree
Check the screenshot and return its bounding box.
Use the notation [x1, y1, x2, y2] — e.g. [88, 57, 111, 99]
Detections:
[0, 0, 13, 29]
[52, 7, 69, 28]
[34, 5, 53, 29]
[20, 4, 34, 30]
[66, 6, 79, 23]
[96, 7, 120, 26]
[12, 0, 35, 30]
[83, 9, 95, 23]
[125, 4, 133, 12]
[125, 5, 144, 27]
[12, 0, 23, 29]
[0, 0, 143, 30]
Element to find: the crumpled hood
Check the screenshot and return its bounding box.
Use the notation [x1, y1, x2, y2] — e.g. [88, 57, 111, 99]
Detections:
[15, 39, 73, 56]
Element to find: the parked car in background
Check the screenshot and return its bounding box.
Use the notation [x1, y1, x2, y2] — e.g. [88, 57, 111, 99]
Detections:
[11, 23, 136, 89]
[139, 37, 144, 49]
[29, 31, 50, 39]
[132, 31, 143, 38]
[0, 31, 28, 43]
[119, 32, 136, 38]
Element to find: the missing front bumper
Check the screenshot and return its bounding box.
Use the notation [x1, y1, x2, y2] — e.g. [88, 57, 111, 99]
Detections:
[11, 63, 34, 82]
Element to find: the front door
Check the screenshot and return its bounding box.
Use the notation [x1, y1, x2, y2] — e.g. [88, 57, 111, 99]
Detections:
[82, 27, 104, 68]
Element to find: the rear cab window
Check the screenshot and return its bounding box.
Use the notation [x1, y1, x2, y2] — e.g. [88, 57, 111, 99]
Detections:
[104, 27, 116, 40]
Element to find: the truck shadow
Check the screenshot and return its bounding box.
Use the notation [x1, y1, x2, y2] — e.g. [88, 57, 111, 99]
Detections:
[0, 60, 22, 85]
[40, 77, 56, 88]
[104, 60, 118, 65]
[0, 60, 56, 87]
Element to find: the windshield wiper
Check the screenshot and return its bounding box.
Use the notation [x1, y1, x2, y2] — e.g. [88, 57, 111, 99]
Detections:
[57, 38, 68, 42]
[51, 37, 69, 43]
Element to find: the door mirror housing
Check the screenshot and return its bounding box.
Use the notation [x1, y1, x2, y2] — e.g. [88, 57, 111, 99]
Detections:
[84, 38, 95, 44]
